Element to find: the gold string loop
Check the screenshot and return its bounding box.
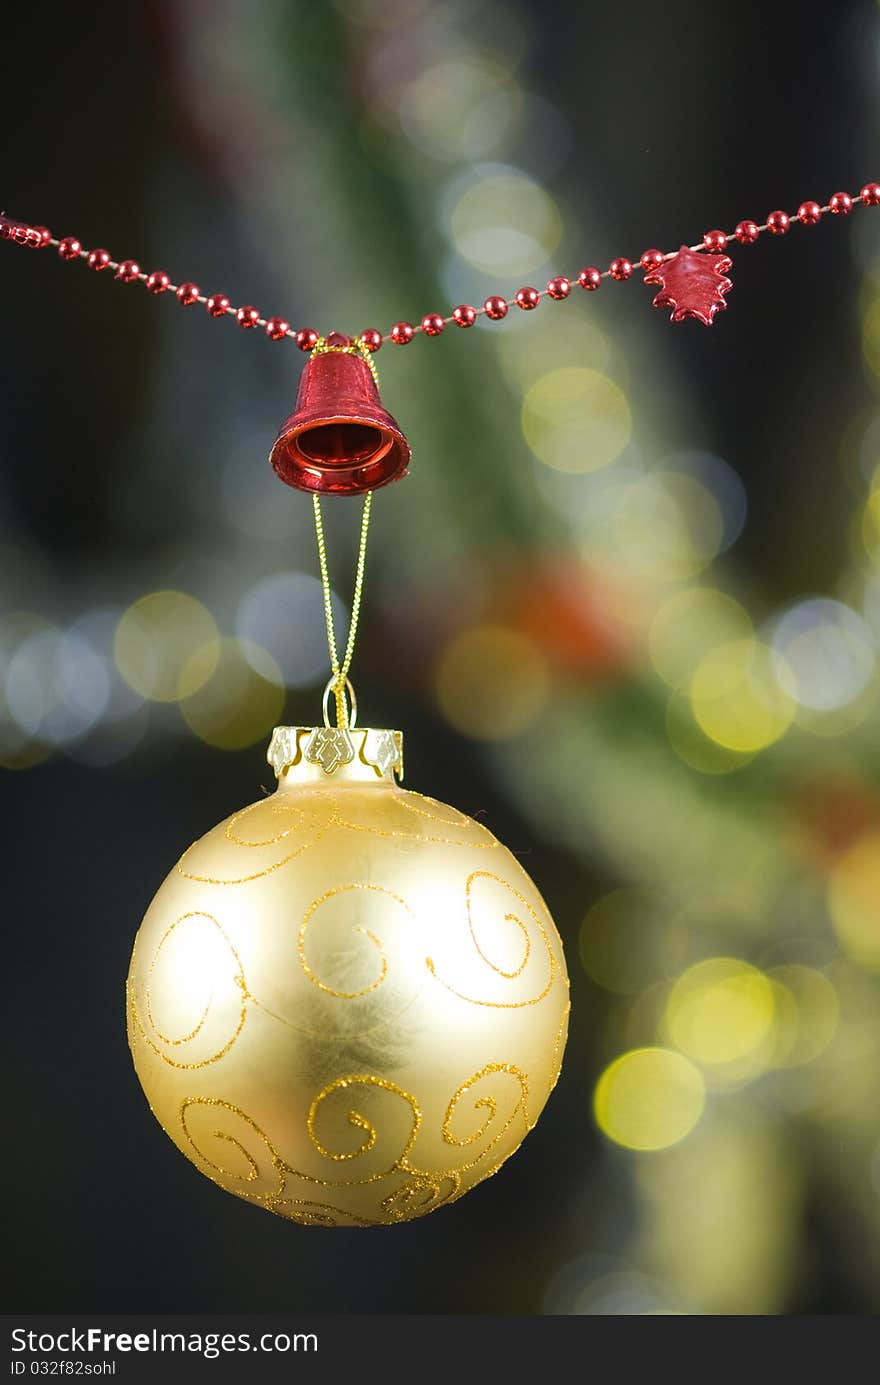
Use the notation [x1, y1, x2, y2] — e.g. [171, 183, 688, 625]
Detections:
[312, 488, 373, 729]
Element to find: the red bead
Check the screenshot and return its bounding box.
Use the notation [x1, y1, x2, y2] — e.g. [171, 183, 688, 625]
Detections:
[87, 248, 111, 272]
[830, 190, 853, 216]
[421, 312, 445, 336]
[116, 259, 141, 282]
[546, 276, 571, 300]
[206, 293, 230, 317]
[702, 229, 727, 253]
[295, 328, 319, 351]
[146, 270, 170, 295]
[735, 219, 759, 245]
[359, 328, 382, 351]
[176, 281, 199, 306]
[766, 210, 789, 235]
[483, 296, 508, 320]
[860, 182, 880, 206]
[32, 226, 51, 249]
[452, 304, 477, 327]
[578, 266, 602, 291]
[639, 248, 664, 272]
[265, 316, 290, 341]
[515, 286, 540, 310]
[390, 321, 415, 344]
[236, 304, 260, 328]
[797, 200, 822, 225]
[57, 236, 82, 261]
[609, 257, 632, 281]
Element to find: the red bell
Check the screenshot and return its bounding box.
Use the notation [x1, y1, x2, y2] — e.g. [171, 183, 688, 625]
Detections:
[269, 336, 410, 496]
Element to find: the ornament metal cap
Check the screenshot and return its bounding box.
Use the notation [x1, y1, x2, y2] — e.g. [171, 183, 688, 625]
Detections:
[269, 335, 411, 496]
[268, 725, 404, 785]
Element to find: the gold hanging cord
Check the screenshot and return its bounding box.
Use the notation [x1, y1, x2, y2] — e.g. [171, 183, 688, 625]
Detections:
[309, 334, 379, 730]
[312, 488, 372, 729]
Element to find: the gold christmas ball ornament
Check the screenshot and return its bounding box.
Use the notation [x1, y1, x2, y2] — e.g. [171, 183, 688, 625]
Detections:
[126, 719, 570, 1226]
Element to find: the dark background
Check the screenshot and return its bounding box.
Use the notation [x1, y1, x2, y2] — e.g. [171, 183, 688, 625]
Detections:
[1, 0, 877, 1315]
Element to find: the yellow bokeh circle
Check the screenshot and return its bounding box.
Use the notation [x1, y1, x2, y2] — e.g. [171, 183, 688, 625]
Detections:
[522, 368, 631, 474]
[180, 638, 284, 750]
[690, 638, 795, 752]
[665, 957, 775, 1071]
[115, 591, 219, 703]
[650, 588, 753, 690]
[434, 624, 550, 740]
[450, 171, 562, 276]
[594, 1047, 705, 1152]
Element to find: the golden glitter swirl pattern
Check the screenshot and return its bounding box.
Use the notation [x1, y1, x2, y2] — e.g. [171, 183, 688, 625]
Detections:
[174, 1067, 538, 1226]
[174, 785, 499, 889]
[177, 799, 330, 884]
[306, 1075, 421, 1169]
[297, 884, 415, 1000]
[442, 1063, 530, 1169]
[426, 871, 566, 1009]
[128, 913, 249, 1070]
[179, 1097, 285, 1205]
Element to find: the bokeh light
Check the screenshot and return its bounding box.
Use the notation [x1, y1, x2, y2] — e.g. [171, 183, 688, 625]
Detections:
[449, 165, 562, 276]
[829, 831, 880, 971]
[236, 571, 345, 688]
[664, 957, 775, 1086]
[613, 471, 725, 580]
[594, 1047, 706, 1151]
[522, 368, 631, 474]
[770, 598, 875, 712]
[690, 638, 796, 752]
[768, 965, 839, 1067]
[115, 591, 219, 702]
[179, 638, 284, 749]
[434, 623, 549, 739]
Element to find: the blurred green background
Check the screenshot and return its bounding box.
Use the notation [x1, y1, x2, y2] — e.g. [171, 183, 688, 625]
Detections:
[3, 0, 880, 1315]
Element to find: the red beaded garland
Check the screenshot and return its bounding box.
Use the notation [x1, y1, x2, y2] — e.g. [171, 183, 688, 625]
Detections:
[265, 316, 290, 341]
[546, 276, 571, 300]
[515, 286, 540, 310]
[6, 178, 880, 353]
[390, 321, 415, 344]
[483, 296, 509, 320]
[797, 201, 822, 225]
[359, 328, 382, 351]
[735, 219, 759, 245]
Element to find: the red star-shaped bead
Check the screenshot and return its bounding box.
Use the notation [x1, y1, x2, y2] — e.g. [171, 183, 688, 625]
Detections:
[644, 245, 733, 326]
